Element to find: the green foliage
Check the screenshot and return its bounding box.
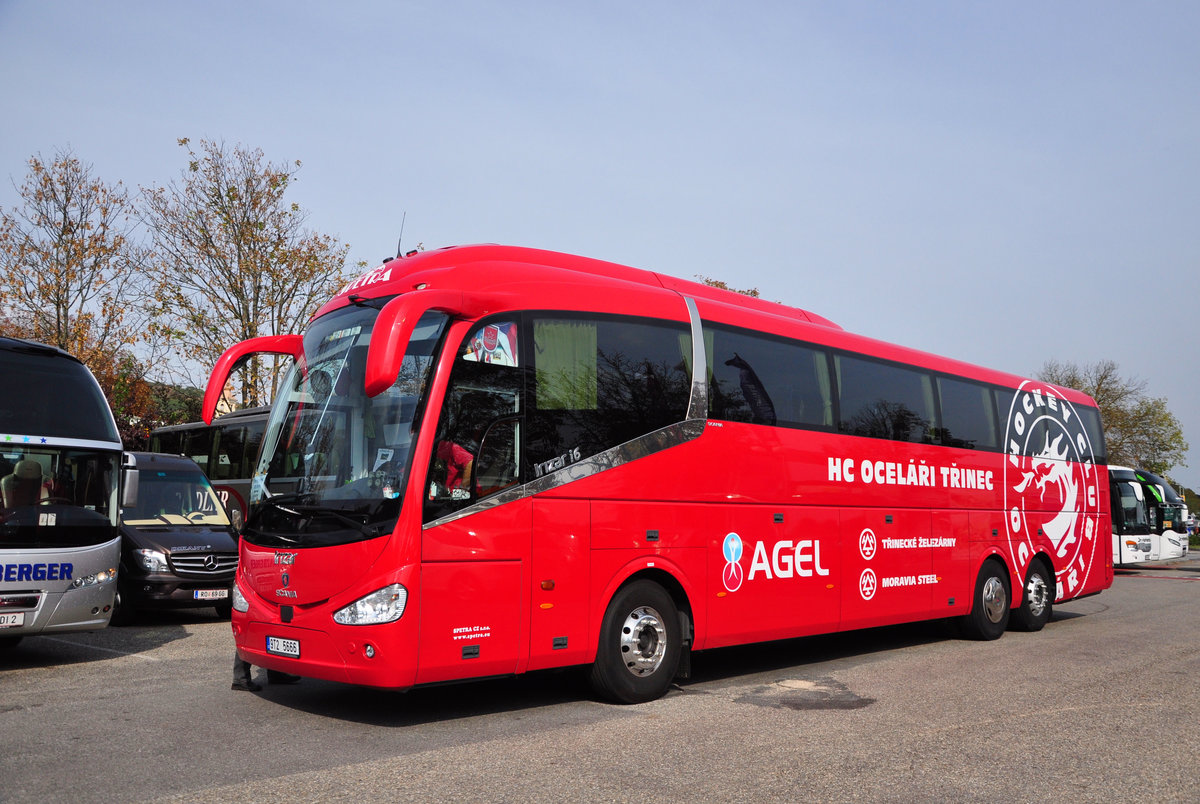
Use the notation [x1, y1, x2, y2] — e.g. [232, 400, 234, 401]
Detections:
[1038, 359, 1188, 475]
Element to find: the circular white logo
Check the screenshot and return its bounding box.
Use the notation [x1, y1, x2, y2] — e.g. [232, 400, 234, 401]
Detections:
[858, 528, 877, 561]
[859, 568, 877, 601]
[1002, 381, 1103, 599]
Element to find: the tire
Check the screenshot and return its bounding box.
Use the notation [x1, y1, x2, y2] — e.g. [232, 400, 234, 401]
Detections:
[214, 603, 233, 620]
[1012, 559, 1054, 632]
[589, 580, 681, 704]
[961, 559, 1010, 640]
[109, 587, 135, 627]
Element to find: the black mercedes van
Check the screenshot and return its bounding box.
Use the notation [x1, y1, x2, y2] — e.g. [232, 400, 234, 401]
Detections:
[114, 452, 238, 623]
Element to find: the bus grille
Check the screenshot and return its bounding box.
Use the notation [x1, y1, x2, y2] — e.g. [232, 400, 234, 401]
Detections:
[169, 553, 238, 577]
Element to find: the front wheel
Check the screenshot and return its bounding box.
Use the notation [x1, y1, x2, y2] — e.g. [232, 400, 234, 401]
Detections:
[109, 586, 135, 626]
[589, 580, 681, 704]
[1012, 559, 1054, 632]
[961, 560, 1010, 640]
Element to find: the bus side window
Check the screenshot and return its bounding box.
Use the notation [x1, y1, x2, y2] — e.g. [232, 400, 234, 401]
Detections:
[424, 319, 523, 521]
[705, 324, 833, 430]
[836, 354, 936, 444]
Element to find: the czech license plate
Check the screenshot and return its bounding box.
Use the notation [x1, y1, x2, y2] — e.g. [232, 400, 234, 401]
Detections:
[1, 612, 25, 628]
[266, 635, 300, 658]
[193, 588, 229, 601]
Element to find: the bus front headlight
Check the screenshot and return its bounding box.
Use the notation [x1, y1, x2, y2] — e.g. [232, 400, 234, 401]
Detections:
[333, 584, 407, 625]
[69, 567, 117, 589]
[231, 581, 249, 613]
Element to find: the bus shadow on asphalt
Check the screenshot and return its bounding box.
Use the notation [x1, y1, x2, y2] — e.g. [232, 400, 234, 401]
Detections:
[247, 617, 1039, 727]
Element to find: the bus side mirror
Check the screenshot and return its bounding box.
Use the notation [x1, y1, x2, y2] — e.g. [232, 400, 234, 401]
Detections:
[121, 453, 139, 509]
[202, 334, 303, 424]
[365, 289, 489, 397]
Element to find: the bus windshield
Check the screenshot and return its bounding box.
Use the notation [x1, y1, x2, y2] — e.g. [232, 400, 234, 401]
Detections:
[1, 447, 119, 548]
[244, 303, 447, 548]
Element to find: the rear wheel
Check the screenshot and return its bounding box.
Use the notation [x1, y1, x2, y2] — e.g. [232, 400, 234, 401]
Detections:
[1012, 559, 1054, 632]
[961, 560, 1010, 640]
[589, 580, 681, 704]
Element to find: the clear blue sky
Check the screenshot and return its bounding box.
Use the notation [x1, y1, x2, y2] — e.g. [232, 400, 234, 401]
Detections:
[3, 1, 1198, 488]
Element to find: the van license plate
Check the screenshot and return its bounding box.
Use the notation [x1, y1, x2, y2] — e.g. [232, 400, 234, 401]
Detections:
[193, 589, 229, 600]
[266, 636, 300, 658]
[0, 612, 25, 627]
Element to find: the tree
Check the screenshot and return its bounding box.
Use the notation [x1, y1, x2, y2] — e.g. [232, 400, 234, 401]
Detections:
[0, 149, 157, 443]
[697, 275, 760, 297]
[141, 139, 353, 410]
[1037, 359, 1188, 476]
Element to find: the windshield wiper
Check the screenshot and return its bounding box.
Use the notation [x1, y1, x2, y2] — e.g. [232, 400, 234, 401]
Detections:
[285, 504, 379, 538]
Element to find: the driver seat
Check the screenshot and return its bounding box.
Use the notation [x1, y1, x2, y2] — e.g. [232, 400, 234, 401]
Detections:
[1, 459, 49, 508]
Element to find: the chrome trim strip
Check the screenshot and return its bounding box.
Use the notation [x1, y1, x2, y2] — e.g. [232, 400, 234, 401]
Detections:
[684, 296, 708, 421]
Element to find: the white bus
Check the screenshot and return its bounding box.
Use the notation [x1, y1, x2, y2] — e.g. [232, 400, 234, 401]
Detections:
[0, 338, 122, 651]
[1110, 466, 1187, 566]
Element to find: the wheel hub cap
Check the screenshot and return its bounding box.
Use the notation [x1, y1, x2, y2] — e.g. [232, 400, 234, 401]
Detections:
[620, 605, 667, 676]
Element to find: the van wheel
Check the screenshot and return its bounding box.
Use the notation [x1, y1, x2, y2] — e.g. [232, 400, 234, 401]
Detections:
[589, 580, 681, 704]
[961, 560, 1010, 640]
[1012, 559, 1054, 632]
[214, 603, 232, 619]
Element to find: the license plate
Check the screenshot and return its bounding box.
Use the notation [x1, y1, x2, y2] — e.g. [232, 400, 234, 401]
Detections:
[1, 612, 25, 628]
[193, 588, 229, 601]
[266, 635, 300, 658]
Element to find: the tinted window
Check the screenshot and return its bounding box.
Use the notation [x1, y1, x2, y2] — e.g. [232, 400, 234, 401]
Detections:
[706, 325, 833, 429]
[0, 346, 117, 442]
[937, 376, 998, 450]
[1077, 405, 1107, 465]
[836, 355, 935, 443]
[528, 314, 691, 473]
[210, 420, 266, 480]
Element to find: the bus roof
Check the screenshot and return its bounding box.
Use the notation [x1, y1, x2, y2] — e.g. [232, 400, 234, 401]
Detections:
[314, 244, 1096, 409]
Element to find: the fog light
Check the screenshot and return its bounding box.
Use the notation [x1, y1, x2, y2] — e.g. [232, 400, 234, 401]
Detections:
[364, 644, 376, 659]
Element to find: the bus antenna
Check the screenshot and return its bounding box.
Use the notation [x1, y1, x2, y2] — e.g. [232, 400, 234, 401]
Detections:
[395, 211, 407, 258]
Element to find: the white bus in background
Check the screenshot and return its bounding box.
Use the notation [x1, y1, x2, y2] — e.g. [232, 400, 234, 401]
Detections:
[1110, 465, 1187, 566]
[1134, 467, 1189, 558]
[0, 338, 122, 652]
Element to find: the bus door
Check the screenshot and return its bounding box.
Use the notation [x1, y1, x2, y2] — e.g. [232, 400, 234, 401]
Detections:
[840, 509, 933, 629]
[417, 319, 528, 684]
[417, 500, 530, 684]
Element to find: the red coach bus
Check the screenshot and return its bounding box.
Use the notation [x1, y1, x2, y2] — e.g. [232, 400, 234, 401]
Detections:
[204, 245, 1111, 703]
